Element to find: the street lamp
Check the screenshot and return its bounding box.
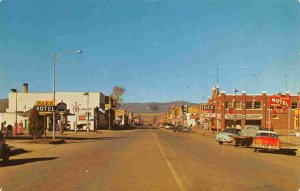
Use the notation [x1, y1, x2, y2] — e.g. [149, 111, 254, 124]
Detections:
[52, 50, 83, 139]
[10, 88, 18, 137]
[234, 89, 239, 128]
[83, 92, 90, 133]
[297, 92, 300, 133]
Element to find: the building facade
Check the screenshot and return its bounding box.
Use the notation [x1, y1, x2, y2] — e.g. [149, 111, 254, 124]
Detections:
[2, 84, 106, 131]
[208, 86, 299, 131]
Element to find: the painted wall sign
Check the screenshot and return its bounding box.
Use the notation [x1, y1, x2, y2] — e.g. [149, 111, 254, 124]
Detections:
[245, 114, 263, 120]
[225, 114, 243, 120]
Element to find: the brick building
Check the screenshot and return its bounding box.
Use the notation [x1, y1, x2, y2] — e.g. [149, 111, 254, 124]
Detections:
[208, 86, 299, 132]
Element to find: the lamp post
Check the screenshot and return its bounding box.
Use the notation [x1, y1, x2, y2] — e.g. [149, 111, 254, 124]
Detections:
[297, 92, 300, 132]
[10, 88, 18, 137]
[83, 92, 90, 133]
[234, 89, 239, 128]
[52, 50, 83, 139]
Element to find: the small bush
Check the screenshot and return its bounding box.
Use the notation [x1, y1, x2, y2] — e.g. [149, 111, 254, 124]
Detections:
[28, 107, 45, 140]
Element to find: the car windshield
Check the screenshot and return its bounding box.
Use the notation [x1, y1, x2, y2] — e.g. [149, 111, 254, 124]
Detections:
[256, 133, 279, 138]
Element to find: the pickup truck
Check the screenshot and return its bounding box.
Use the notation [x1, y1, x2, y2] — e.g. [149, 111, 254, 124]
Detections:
[252, 130, 280, 152]
[230, 126, 261, 147]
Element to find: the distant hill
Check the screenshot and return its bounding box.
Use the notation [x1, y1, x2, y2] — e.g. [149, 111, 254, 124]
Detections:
[0, 99, 8, 113]
[121, 101, 196, 114]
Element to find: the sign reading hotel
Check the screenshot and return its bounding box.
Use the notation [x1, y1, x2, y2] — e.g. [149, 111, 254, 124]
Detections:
[35, 100, 56, 114]
[269, 96, 291, 107]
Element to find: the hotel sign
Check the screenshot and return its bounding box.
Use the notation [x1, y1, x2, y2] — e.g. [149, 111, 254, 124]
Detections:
[269, 96, 291, 107]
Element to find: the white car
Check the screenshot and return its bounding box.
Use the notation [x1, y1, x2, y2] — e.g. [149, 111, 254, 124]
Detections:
[164, 124, 174, 129]
[215, 128, 241, 145]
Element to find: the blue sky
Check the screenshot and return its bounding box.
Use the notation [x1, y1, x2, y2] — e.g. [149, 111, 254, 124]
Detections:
[0, 0, 300, 103]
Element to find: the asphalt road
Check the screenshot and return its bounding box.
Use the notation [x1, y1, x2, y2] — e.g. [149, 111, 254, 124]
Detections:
[0, 127, 299, 191]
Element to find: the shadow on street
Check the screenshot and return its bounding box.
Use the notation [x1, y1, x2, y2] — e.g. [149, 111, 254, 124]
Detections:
[0, 157, 58, 167]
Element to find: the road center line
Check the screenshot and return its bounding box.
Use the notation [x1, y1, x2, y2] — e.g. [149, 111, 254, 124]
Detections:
[153, 131, 186, 191]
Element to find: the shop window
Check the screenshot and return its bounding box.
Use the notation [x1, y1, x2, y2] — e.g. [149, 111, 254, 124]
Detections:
[246, 102, 253, 109]
[226, 101, 233, 109]
[291, 102, 298, 109]
[272, 114, 279, 119]
[235, 102, 241, 109]
[254, 102, 261, 109]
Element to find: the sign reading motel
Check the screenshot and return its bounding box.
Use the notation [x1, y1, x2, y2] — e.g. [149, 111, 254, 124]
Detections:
[35, 100, 56, 114]
[269, 96, 291, 107]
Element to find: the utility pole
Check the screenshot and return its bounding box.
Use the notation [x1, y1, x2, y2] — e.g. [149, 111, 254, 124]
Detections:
[83, 92, 90, 133]
[298, 92, 300, 133]
[10, 88, 18, 137]
[234, 89, 238, 128]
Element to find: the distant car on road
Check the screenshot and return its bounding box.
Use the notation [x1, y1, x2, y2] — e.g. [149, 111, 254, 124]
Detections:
[164, 124, 175, 129]
[215, 128, 241, 145]
[0, 132, 10, 162]
[252, 130, 280, 152]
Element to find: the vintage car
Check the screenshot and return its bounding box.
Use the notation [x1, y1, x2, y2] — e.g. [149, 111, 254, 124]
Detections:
[215, 128, 241, 145]
[0, 131, 10, 162]
[252, 130, 280, 152]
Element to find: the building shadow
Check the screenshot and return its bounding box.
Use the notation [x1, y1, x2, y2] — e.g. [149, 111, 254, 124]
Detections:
[0, 157, 58, 167]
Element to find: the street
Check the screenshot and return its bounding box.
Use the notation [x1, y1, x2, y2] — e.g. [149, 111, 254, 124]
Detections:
[0, 127, 299, 191]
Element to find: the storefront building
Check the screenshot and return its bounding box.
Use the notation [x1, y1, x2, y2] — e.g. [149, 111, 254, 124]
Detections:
[208, 86, 299, 131]
[2, 84, 106, 132]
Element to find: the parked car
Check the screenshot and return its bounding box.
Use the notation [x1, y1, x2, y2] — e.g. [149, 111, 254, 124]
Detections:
[231, 125, 261, 147]
[215, 128, 241, 145]
[164, 124, 174, 129]
[252, 130, 280, 152]
[0, 131, 10, 162]
[181, 126, 192, 133]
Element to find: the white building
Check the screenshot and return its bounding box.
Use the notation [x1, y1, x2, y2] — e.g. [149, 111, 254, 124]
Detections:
[2, 84, 106, 131]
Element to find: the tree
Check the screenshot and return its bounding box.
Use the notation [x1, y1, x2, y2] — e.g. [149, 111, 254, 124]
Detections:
[111, 86, 125, 109]
[153, 116, 158, 124]
[28, 107, 44, 140]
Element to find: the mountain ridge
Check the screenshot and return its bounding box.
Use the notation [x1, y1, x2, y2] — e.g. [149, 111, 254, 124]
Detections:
[121, 101, 196, 114]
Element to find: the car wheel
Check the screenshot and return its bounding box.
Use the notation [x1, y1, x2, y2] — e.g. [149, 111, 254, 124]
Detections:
[218, 141, 223, 145]
[234, 140, 239, 147]
[254, 148, 257, 152]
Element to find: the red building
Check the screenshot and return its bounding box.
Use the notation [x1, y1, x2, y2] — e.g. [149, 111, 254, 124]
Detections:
[208, 86, 299, 132]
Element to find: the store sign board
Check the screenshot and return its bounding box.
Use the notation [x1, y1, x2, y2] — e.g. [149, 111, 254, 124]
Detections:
[225, 114, 242, 119]
[269, 96, 290, 107]
[202, 105, 215, 110]
[79, 115, 86, 121]
[204, 113, 216, 118]
[245, 114, 263, 120]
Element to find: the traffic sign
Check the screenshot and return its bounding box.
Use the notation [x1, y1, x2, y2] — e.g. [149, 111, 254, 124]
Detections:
[73, 105, 80, 113]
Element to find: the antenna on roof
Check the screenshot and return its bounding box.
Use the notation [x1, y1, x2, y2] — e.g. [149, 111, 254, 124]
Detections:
[285, 74, 288, 92]
[217, 64, 219, 86]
